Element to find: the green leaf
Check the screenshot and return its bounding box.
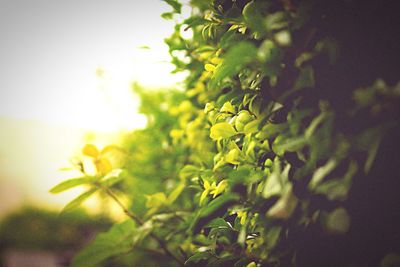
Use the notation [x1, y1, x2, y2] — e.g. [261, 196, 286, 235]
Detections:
[309, 158, 337, 188]
[210, 42, 257, 88]
[100, 175, 123, 187]
[267, 188, 298, 220]
[167, 183, 185, 204]
[71, 220, 136, 267]
[61, 188, 97, 214]
[263, 159, 290, 199]
[163, 0, 181, 13]
[179, 165, 199, 180]
[210, 122, 237, 140]
[294, 66, 315, 90]
[304, 112, 326, 139]
[314, 161, 357, 201]
[49, 177, 92, 194]
[161, 12, 174, 20]
[243, 1, 265, 36]
[132, 221, 153, 245]
[263, 172, 283, 199]
[205, 217, 232, 229]
[265, 226, 282, 249]
[272, 136, 308, 155]
[242, 119, 261, 134]
[185, 251, 213, 264]
[325, 207, 350, 234]
[265, 11, 289, 31]
[191, 193, 239, 234]
[146, 192, 167, 209]
[200, 194, 239, 220]
[258, 39, 281, 63]
[364, 135, 381, 174]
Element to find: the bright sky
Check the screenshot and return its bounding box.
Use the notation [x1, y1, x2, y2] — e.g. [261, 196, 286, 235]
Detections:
[0, 0, 189, 216]
[0, 0, 187, 132]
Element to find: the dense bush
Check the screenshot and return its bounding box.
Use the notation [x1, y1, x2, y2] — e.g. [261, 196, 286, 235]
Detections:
[0, 207, 110, 251]
[52, 0, 400, 266]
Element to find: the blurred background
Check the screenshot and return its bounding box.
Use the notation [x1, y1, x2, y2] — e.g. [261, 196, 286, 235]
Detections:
[0, 0, 187, 266]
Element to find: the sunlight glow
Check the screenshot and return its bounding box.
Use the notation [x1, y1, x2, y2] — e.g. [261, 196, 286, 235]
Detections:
[0, 0, 189, 214]
[0, 0, 187, 133]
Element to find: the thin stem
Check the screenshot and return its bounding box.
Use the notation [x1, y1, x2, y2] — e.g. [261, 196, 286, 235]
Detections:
[97, 183, 185, 266]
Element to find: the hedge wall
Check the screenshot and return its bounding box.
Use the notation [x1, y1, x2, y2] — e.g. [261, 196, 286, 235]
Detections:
[52, 1, 400, 266]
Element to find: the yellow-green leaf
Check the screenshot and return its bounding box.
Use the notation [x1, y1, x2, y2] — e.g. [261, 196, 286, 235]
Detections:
[204, 63, 216, 72]
[200, 189, 210, 205]
[71, 220, 136, 267]
[61, 188, 97, 214]
[167, 183, 185, 204]
[49, 177, 92, 194]
[95, 158, 112, 175]
[243, 119, 261, 134]
[225, 149, 241, 165]
[82, 144, 99, 158]
[146, 192, 167, 208]
[210, 42, 257, 87]
[210, 122, 237, 140]
[220, 101, 236, 114]
[211, 180, 228, 198]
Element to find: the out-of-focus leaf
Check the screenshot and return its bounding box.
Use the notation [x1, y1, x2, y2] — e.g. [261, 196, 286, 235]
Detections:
[243, 119, 261, 134]
[294, 66, 315, 90]
[263, 160, 290, 199]
[132, 221, 153, 245]
[161, 12, 174, 20]
[243, 1, 265, 36]
[314, 161, 357, 201]
[309, 158, 337, 188]
[205, 217, 232, 229]
[258, 39, 282, 63]
[71, 220, 136, 267]
[100, 144, 125, 155]
[191, 193, 239, 234]
[163, 0, 182, 13]
[304, 112, 326, 139]
[100, 175, 123, 188]
[266, 188, 298, 220]
[380, 253, 400, 267]
[265, 11, 289, 31]
[325, 207, 350, 234]
[179, 165, 199, 180]
[210, 42, 257, 88]
[95, 157, 112, 175]
[167, 183, 185, 204]
[61, 188, 97, 214]
[207, 255, 238, 267]
[265, 226, 282, 249]
[146, 192, 167, 209]
[364, 136, 381, 174]
[272, 137, 308, 155]
[82, 144, 99, 158]
[49, 177, 92, 194]
[185, 251, 213, 264]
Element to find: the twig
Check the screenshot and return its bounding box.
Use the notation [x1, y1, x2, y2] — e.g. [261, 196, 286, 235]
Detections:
[96, 183, 185, 266]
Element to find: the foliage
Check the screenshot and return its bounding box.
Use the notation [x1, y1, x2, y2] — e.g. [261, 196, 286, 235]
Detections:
[0, 206, 110, 251]
[52, 0, 400, 266]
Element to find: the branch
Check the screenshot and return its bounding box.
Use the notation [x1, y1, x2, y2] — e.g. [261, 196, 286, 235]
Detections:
[96, 184, 185, 266]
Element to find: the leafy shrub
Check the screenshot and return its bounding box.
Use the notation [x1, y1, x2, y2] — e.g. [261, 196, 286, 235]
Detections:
[0, 206, 110, 251]
[52, 0, 400, 266]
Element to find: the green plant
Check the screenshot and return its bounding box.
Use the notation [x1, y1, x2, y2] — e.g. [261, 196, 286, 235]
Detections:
[51, 0, 400, 266]
[0, 206, 110, 251]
